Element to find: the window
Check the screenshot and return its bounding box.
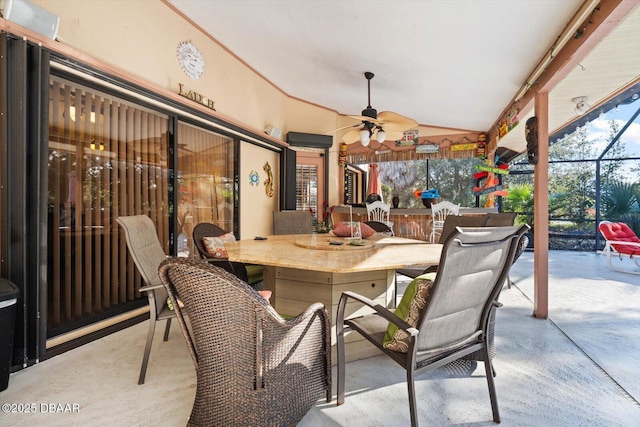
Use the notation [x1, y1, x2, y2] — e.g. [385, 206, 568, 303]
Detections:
[296, 164, 318, 216]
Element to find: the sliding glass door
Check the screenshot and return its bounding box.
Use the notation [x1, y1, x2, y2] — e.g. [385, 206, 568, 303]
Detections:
[47, 76, 170, 335]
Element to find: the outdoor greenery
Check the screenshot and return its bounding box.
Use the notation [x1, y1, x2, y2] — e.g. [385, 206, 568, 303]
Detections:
[501, 183, 533, 226]
[374, 157, 480, 209]
[602, 181, 639, 217]
[509, 119, 640, 239]
[357, 112, 639, 246]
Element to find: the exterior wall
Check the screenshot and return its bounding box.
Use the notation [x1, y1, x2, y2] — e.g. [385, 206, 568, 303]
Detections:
[15, 1, 481, 231]
[36, 0, 285, 132]
[27, 0, 338, 232]
[284, 97, 342, 206]
[239, 143, 280, 238]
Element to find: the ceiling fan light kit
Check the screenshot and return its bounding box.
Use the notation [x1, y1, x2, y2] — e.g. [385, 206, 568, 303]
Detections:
[359, 129, 371, 146]
[339, 72, 418, 146]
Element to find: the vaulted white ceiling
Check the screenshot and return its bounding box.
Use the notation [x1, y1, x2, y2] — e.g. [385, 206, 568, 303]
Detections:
[168, 0, 640, 154]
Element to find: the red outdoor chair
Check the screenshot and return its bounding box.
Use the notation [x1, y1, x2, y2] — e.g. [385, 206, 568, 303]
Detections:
[598, 221, 640, 275]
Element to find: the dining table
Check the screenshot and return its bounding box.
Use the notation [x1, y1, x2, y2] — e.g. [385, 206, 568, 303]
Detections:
[225, 233, 442, 363]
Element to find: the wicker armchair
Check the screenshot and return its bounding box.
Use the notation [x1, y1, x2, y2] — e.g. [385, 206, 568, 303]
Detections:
[158, 257, 331, 427]
[192, 222, 263, 287]
[364, 220, 393, 235]
[337, 225, 528, 426]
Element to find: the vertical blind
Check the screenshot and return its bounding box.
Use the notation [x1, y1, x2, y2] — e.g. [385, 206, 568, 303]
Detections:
[176, 122, 236, 257]
[47, 77, 169, 332]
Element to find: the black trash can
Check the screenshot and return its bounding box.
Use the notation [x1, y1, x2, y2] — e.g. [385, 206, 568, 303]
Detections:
[0, 278, 19, 392]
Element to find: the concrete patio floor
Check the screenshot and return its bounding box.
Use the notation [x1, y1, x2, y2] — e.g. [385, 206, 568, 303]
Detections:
[1, 250, 639, 426]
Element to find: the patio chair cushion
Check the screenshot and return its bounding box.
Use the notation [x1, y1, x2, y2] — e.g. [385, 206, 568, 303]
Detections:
[599, 222, 640, 256]
[383, 272, 437, 352]
[332, 221, 376, 239]
[202, 232, 236, 258]
[245, 264, 263, 284]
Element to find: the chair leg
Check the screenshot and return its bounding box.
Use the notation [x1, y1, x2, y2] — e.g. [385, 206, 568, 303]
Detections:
[393, 273, 399, 308]
[336, 339, 345, 404]
[138, 317, 157, 385]
[407, 369, 419, 427]
[483, 349, 501, 423]
[163, 318, 172, 341]
[336, 296, 347, 405]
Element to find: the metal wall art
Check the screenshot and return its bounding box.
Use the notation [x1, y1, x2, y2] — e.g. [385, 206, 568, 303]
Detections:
[249, 170, 260, 186]
[263, 162, 274, 197]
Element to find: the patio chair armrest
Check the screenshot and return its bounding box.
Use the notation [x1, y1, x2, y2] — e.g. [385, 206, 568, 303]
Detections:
[263, 302, 331, 374]
[603, 239, 640, 258]
[200, 256, 233, 265]
[139, 284, 164, 293]
[283, 302, 330, 327]
[604, 239, 640, 248]
[197, 257, 249, 280]
[339, 291, 418, 337]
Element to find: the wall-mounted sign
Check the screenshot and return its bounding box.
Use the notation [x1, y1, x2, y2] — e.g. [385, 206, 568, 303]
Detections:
[395, 130, 419, 146]
[475, 164, 510, 175]
[178, 83, 216, 111]
[473, 184, 504, 196]
[416, 144, 439, 154]
[450, 142, 478, 152]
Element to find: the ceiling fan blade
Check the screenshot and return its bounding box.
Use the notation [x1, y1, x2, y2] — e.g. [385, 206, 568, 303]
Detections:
[379, 129, 405, 142]
[325, 123, 361, 133]
[342, 129, 362, 144]
[377, 111, 418, 131]
[326, 112, 383, 133]
[347, 114, 384, 125]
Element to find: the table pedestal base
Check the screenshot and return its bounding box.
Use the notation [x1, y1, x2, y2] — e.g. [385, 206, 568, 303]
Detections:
[263, 266, 395, 365]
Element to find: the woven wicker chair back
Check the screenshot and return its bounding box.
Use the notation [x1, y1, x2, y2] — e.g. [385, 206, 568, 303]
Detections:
[158, 258, 331, 426]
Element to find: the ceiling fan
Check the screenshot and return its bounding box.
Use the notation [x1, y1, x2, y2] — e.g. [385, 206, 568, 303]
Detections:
[334, 72, 418, 146]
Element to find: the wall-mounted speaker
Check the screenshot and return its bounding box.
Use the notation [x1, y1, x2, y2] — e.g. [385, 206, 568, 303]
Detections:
[264, 125, 282, 139]
[1, 0, 60, 40]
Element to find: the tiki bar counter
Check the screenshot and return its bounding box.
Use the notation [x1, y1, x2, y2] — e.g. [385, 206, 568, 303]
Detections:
[331, 206, 498, 241]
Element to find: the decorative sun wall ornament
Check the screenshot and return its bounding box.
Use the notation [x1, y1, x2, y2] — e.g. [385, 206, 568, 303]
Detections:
[249, 170, 260, 186]
[177, 41, 205, 79]
[263, 162, 274, 197]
